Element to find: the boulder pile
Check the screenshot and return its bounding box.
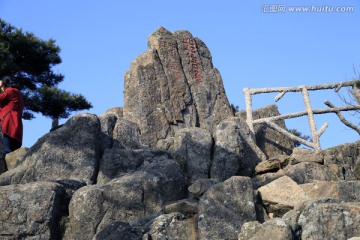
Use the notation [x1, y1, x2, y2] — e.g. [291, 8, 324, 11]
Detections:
[0, 27, 359, 240]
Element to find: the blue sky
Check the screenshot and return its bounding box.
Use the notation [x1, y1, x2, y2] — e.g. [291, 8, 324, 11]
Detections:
[0, 0, 359, 149]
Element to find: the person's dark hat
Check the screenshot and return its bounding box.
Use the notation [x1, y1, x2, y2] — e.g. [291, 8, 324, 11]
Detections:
[1, 76, 11, 86]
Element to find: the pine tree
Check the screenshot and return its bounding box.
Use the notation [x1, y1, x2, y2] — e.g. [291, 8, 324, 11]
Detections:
[0, 18, 92, 128]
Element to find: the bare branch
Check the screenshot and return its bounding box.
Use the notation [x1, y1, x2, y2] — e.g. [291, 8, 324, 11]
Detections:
[324, 100, 360, 134]
[263, 120, 317, 149]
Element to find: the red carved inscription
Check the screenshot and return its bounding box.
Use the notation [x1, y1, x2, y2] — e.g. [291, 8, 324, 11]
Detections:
[181, 38, 202, 84]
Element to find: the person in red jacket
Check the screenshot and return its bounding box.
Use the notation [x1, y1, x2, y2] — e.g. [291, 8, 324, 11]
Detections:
[0, 76, 24, 154]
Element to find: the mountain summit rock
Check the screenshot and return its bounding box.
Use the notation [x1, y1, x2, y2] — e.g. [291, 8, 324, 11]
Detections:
[123, 27, 233, 146]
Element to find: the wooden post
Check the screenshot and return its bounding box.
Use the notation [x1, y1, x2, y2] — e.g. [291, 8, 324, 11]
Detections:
[243, 87, 256, 143]
[301, 87, 321, 151]
[242, 80, 360, 152]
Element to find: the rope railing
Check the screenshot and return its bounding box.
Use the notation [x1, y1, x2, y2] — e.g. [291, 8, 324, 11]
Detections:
[243, 80, 360, 151]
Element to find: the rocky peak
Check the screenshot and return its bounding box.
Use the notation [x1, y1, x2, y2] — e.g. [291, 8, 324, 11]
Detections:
[124, 26, 233, 146]
[1, 27, 359, 240]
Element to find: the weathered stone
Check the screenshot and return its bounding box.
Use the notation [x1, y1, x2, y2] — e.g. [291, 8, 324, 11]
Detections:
[238, 218, 293, 240]
[337, 181, 360, 202]
[92, 221, 140, 240]
[144, 213, 197, 240]
[252, 171, 284, 189]
[188, 178, 220, 199]
[198, 176, 256, 240]
[355, 159, 360, 180]
[0, 113, 102, 186]
[290, 147, 312, 155]
[99, 107, 123, 150]
[112, 119, 145, 149]
[284, 162, 339, 184]
[123, 27, 233, 146]
[253, 161, 339, 189]
[169, 128, 213, 184]
[300, 180, 339, 200]
[0, 182, 64, 239]
[64, 160, 187, 239]
[289, 147, 323, 164]
[238, 104, 294, 158]
[212, 117, 265, 180]
[322, 140, 360, 180]
[233, 117, 268, 167]
[300, 180, 360, 202]
[100, 107, 144, 150]
[97, 148, 173, 184]
[212, 118, 243, 180]
[285, 198, 360, 240]
[258, 176, 309, 217]
[163, 199, 198, 215]
[210, 117, 266, 181]
[4, 147, 28, 171]
[49, 179, 87, 219]
[255, 155, 290, 174]
[102, 107, 124, 118]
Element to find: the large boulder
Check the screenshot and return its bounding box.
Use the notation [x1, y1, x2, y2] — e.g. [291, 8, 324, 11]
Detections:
[99, 107, 124, 150]
[300, 180, 360, 202]
[0, 113, 102, 186]
[198, 176, 256, 240]
[123, 27, 233, 146]
[212, 117, 265, 180]
[0, 182, 64, 239]
[283, 198, 360, 240]
[168, 128, 213, 184]
[144, 213, 197, 240]
[97, 148, 174, 184]
[92, 221, 140, 240]
[322, 140, 360, 180]
[255, 155, 290, 174]
[238, 104, 294, 158]
[212, 118, 244, 180]
[252, 161, 339, 189]
[284, 162, 339, 184]
[64, 159, 187, 239]
[238, 218, 293, 240]
[188, 178, 220, 199]
[258, 176, 309, 217]
[4, 147, 28, 171]
[100, 107, 145, 150]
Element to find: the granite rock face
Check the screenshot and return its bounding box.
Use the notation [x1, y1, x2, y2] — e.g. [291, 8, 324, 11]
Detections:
[283, 198, 360, 240]
[198, 176, 256, 240]
[1, 27, 359, 240]
[212, 117, 265, 180]
[168, 128, 213, 184]
[97, 148, 174, 184]
[238, 218, 293, 240]
[0, 182, 64, 239]
[238, 104, 294, 158]
[258, 176, 309, 217]
[124, 27, 233, 146]
[0, 113, 102, 186]
[144, 212, 198, 240]
[64, 159, 187, 239]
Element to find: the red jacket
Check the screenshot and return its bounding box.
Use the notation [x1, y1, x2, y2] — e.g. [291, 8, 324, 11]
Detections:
[0, 87, 24, 144]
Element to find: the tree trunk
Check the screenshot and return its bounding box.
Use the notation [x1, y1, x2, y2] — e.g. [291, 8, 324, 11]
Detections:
[51, 117, 59, 130]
